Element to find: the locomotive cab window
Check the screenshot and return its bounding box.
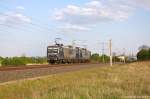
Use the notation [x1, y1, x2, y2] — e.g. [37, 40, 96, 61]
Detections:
[48, 47, 59, 53]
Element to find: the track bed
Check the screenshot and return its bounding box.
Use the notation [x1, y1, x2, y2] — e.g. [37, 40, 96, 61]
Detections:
[0, 63, 106, 83]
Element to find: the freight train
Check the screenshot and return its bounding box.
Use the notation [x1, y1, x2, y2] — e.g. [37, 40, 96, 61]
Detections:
[47, 43, 91, 64]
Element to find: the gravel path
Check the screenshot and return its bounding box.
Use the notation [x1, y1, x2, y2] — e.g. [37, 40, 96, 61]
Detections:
[0, 64, 106, 83]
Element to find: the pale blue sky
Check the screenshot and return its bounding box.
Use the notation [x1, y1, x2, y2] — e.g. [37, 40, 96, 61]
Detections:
[0, 0, 150, 57]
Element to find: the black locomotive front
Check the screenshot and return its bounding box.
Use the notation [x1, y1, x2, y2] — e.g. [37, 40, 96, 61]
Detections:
[47, 44, 64, 64]
[47, 46, 59, 63]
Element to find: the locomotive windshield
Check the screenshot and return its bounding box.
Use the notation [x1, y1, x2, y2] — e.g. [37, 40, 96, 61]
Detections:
[47, 47, 59, 54]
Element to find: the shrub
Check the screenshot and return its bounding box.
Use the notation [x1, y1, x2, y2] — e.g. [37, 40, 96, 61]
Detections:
[91, 53, 100, 62]
[91, 54, 111, 63]
[1, 56, 47, 67]
[149, 49, 150, 59]
[99, 55, 110, 62]
[137, 49, 150, 61]
[1, 57, 26, 66]
[0, 57, 3, 65]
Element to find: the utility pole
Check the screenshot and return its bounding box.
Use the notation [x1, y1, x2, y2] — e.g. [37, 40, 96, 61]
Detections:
[102, 42, 105, 63]
[123, 48, 126, 63]
[109, 39, 112, 66]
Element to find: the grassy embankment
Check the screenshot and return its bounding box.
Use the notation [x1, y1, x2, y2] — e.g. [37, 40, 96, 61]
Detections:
[0, 62, 150, 99]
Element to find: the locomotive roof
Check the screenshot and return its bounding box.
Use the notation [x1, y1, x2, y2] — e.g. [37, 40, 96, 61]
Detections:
[47, 44, 90, 52]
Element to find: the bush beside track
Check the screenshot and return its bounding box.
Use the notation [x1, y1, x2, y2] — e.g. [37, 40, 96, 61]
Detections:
[0, 57, 47, 67]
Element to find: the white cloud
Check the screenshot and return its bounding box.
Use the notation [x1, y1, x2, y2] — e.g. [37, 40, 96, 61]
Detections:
[86, 1, 102, 7]
[109, 0, 150, 9]
[53, 1, 130, 25]
[0, 6, 32, 26]
[53, 0, 150, 26]
[0, 6, 31, 26]
[59, 24, 90, 32]
[16, 6, 25, 10]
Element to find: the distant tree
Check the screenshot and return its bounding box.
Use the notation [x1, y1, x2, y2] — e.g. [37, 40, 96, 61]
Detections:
[149, 49, 150, 59]
[0, 56, 3, 63]
[91, 54, 111, 63]
[137, 49, 149, 60]
[91, 53, 100, 62]
[0, 56, 3, 60]
[1, 57, 26, 66]
[1, 56, 47, 67]
[99, 55, 110, 62]
[137, 45, 150, 61]
[1, 57, 9, 66]
[113, 56, 120, 62]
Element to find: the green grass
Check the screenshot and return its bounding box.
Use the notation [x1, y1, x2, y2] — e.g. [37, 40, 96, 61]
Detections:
[0, 62, 150, 99]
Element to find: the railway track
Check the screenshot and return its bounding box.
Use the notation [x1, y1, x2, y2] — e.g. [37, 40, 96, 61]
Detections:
[0, 63, 96, 71]
[0, 63, 106, 83]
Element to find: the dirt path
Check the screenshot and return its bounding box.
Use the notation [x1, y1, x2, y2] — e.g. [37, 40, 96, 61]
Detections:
[0, 63, 107, 83]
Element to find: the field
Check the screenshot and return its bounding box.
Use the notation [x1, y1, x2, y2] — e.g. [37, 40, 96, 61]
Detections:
[0, 62, 150, 99]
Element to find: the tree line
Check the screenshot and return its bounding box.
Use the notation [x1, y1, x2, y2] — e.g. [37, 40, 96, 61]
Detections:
[137, 45, 150, 61]
[90, 54, 120, 63]
[0, 56, 47, 67]
[91, 45, 150, 62]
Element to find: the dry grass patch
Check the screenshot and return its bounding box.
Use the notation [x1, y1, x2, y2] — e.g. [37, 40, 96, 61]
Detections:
[0, 62, 150, 99]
